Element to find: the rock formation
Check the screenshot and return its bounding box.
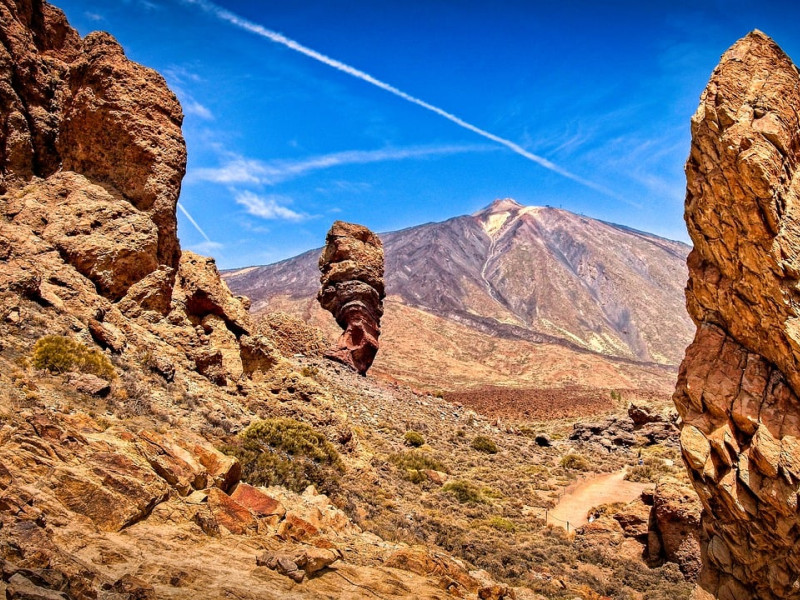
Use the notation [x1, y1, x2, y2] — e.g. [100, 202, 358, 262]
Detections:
[0, 0, 279, 388]
[676, 30, 800, 599]
[317, 221, 385, 375]
[615, 481, 702, 580]
[0, 0, 186, 300]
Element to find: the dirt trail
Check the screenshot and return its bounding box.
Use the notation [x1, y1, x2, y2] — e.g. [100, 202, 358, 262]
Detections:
[548, 469, 649, 530]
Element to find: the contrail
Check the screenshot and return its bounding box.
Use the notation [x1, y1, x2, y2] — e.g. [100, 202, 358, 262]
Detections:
[180, 0, 620, 199]
[177, 201, 214, 243]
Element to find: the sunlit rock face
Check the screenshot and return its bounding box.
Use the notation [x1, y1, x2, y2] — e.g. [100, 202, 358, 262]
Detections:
[676, 30, 800, 600]
[0, 0, 186, 300]
[317, 221, 385, 375]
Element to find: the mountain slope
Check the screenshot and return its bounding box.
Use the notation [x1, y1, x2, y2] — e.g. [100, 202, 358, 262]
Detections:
[224, 199, 693, 390]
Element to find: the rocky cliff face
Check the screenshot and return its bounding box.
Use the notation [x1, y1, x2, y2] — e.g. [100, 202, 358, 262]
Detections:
[0, 0, 186, 298]
[317, 221, 385, 375]
[0, 0, 281, 388]
[676, 30, 800, 599]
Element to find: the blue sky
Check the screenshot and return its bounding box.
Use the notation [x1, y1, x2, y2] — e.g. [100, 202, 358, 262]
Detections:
[57, 0, 800, 268]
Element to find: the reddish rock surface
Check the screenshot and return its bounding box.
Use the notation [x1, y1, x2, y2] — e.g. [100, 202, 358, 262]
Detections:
[648, 480, 702, 580]
[317, 221, 385, 375]
[0, 0, 186, 298]
[206, 488, 257, 535]
[230, 483, 285, 518]
[676, 30, 800, 599]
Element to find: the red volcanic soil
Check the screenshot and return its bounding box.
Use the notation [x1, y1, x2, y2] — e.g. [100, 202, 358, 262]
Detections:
[444, 386, 669, 421]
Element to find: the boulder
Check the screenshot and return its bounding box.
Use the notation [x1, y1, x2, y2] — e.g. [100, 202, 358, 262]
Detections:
[230, 483, 285, 518]
[66, 373, 111, 397]
[206, 488, 256, 535]
[649, 480, 702, 579]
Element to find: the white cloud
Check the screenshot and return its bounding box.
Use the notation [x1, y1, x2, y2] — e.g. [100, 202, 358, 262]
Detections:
[234, 191, 308, 222]
[84, 12, 104, 21]
[184, 99, 214, 120]
[188, 240, 224, 256]
[189, 144, 493, 186]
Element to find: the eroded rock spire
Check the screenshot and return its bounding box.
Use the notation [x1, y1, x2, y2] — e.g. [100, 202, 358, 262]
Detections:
[677, 30, 800, 599]
[318, 221, 385, 375]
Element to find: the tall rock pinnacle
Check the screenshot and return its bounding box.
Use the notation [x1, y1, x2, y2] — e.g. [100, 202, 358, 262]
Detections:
[317, 221, 385, 375]
[676, 30, 800, 599]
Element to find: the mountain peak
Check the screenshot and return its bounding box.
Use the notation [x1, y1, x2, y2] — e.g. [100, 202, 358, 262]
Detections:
[481, 198, 524, 214]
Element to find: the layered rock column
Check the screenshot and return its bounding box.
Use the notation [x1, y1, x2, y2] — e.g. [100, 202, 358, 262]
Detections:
[318, 221, 385, 375]
[676, 31, 800, 599]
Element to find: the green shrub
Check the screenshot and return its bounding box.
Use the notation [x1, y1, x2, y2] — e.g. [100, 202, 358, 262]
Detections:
[486, 516, 516, 532]
[220, 418, 344, 494]
[442, 480, 485, 504]
[389, 450, 447, 483]
[560, 453, 592, 471]
[625, 456, 675, 483]
[31, 335, 115, 380]
[471, 435, 498, 454]
[404, 430, 425, 447]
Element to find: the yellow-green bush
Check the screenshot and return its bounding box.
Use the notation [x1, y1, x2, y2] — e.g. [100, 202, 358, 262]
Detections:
[220, 418, 344, 494]
[442, 480, 485, 504]
[560, 453, 592, 471]
[486, 516, 516, 533]
[471, 435, 498, 454]
[389, 450, 447, 484]
[404, 430, 425, 447]
[31, 335, 115, 380]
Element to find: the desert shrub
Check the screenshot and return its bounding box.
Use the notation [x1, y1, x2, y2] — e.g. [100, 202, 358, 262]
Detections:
[625, 456, 677, 483]
[112, 372, 152, 417]
[486, 516, 515, 532]
[560, 453, 591, 471]
[404, 430, 425, 447]
[220, 418, 344, 495]
[31, 335, 115, 380]
[389, 450, 447, 483]
[471, 435, 498, 454]
[442, 480, 485, 504]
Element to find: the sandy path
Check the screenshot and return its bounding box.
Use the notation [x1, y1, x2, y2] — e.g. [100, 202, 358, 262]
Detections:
[548, 469, 649, 530]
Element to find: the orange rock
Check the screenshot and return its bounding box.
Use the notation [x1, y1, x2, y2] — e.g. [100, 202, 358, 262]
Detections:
[206, 488, 256, 535]
[385, 546, 478, 594]
[137, 430, 205, 496]
[318, 221, 385, 375]
[276, 511, 320, 542]
[677, 30, 800, 599]
[184, 442, 240, 492]
[230, 483, 285, 518]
